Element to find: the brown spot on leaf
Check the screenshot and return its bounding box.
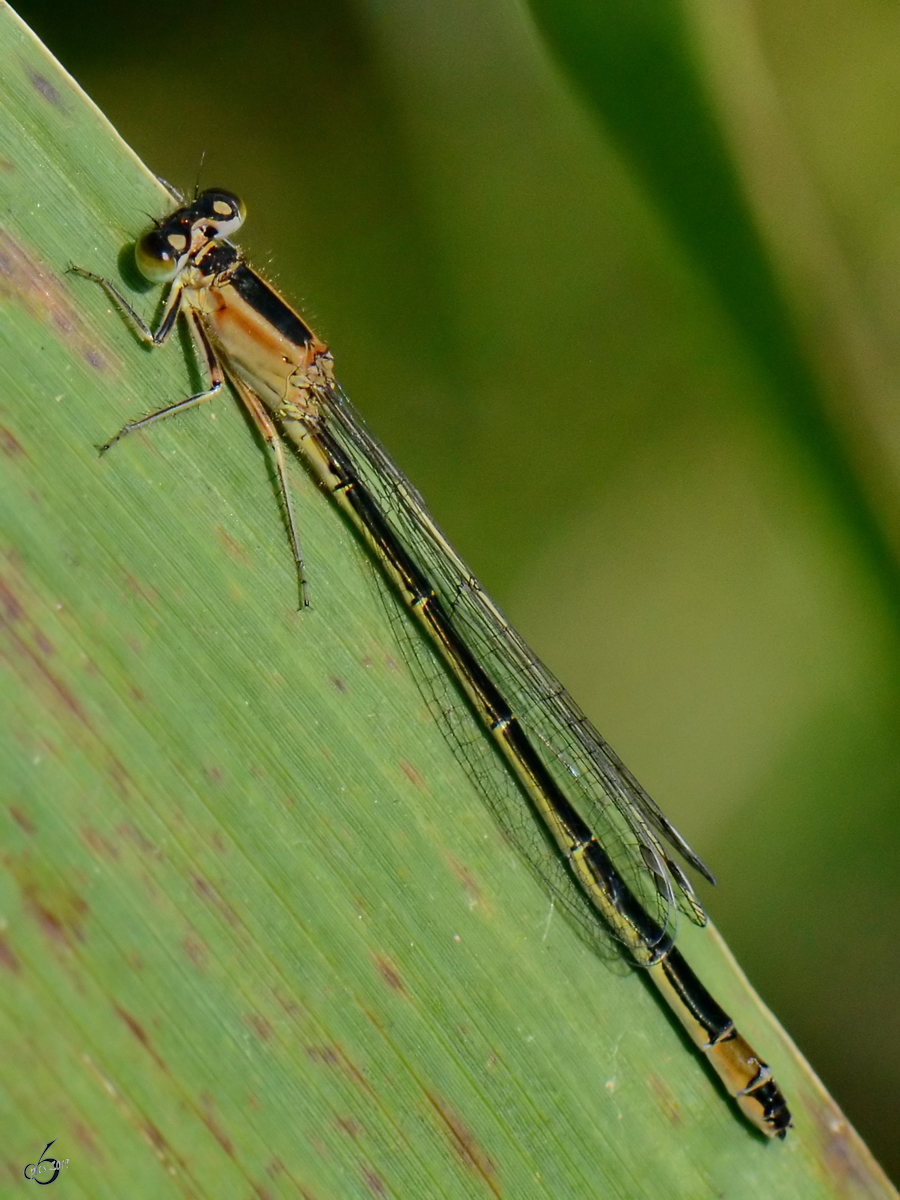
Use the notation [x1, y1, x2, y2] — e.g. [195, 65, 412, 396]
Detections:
[135, 1117, 190, 1177]
[81, 826, 120, 860]
[115, 1005, 150, 1047]
[0, 579, 23, 621]
[244, 1013, 273, 1041]
[121, 572, 158, 605]
[273, 988, 303, 1020]
[199, 1092, 235, 1157]
[27, 68, 63, 109]
[305, 1044, 375, 1098]
[399, 760, 425, 790]
[646, 1072, 682, 1128]
[192, 874, 241, 928]
[360, 1164, 386, 1196]
[446, 855, 484, 910]
[0, 576, 88, 722]
[142, 1121, 167, 1153]
[425, 1091, 499, 1195]
[71, 1121, 101, 1160]
[114, 1005, 170, 1074]
[216, 525, 249, 563]
[372, 954, 406, 995]
[182, 934, 208, 970]
[107, 760, 137, 804]
[0, 935, 21, 973]
[9, 806, 35, 835]
[0, 228, 108, 370]
[117, 822, 160, 857]
[334, 1115, 363, 1139]
[0, 424, 26, 458]
[306, 1044, 338, 1067]
[21, 876, 89, 949]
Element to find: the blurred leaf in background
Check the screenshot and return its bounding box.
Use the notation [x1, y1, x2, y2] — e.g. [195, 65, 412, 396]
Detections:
[6, 0, 900, 1185]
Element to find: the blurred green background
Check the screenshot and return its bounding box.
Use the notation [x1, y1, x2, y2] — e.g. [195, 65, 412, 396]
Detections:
[12, 0, 900, 1181]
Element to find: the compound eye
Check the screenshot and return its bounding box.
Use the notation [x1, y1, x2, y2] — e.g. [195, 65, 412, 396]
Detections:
[134, 226, 190, 283]
[191, 189, 246, 238]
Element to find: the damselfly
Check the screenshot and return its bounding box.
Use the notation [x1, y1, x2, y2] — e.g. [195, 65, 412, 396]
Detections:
[72, 188, 792, 1138]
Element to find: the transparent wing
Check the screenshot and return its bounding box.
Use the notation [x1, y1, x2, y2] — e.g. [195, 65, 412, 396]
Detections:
[321, 382, 713, 951]
[369, 556, 628, 962]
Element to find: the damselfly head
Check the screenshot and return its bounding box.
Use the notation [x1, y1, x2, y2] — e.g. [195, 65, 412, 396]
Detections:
[134, 216, 194, 284]
[188, 189, 246, 240]
[133, 190, 245, 283]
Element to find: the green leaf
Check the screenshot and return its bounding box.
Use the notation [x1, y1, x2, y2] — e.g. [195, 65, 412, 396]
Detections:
[0, 5, 895, 1197]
